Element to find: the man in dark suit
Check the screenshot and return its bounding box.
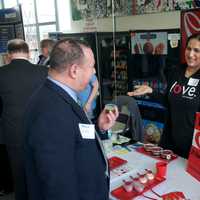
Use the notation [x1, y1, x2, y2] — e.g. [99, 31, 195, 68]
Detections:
[0, 39, 48, 200]
[37, 39, 55, 66]
[24, 39, 119, 200]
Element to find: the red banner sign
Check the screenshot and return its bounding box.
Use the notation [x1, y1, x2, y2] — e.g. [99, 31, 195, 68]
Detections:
[181, 8, 200, 63]
[187, 112, 200, 182]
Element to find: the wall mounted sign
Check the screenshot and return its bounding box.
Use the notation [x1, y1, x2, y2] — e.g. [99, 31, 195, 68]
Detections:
[0, 5, 24, 53]
[71, 0, 200, 21]
[180, 8, 200, 63]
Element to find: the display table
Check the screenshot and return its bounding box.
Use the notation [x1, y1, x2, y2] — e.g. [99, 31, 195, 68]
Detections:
[109, 146, 200, 200]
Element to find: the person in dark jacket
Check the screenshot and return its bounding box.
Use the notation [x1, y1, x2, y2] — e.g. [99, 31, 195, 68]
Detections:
[24, 39, 119, 200]
[0, 97, 13, 195]
[0, 39, 48, 200]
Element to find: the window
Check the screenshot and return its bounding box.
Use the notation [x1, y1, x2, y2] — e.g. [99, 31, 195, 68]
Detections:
[39, 24, 56, 40]
[4, 0, 17, 8]
[36, 0, 55, 23]
[24, 25, 39, 62]
[19, 0, 36, 25]
[2, 0, 71, 62]
[57, 0, 71, 31]
[24, 26, 38, 50]
[0, 0, 3, 9]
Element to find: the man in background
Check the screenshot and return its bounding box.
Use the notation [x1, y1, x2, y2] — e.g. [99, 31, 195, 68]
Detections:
[0, 39, 48, 200]
[24, 39, 118, 200]
[37, 38, 56, 66]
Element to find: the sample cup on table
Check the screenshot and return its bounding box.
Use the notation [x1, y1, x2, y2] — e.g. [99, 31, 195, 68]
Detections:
[122, 180, 133, 192]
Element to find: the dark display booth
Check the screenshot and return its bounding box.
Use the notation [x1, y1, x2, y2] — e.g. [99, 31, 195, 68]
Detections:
[49, 29, 180, 143]
[128, 29, 180, 143]
[97, 32, 130, 104]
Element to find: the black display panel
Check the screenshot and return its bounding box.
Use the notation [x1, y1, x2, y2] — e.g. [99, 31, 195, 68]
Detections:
[0, 5, 24, 53]
[128, 29, 180, 98]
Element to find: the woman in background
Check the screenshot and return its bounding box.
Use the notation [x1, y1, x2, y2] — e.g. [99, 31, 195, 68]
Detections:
[128, 33, 200, 158]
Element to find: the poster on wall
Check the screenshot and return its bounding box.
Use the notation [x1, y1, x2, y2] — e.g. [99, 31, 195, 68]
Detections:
[0, 25, 15, 53]
[71, 0, 200, 21]
[70, 0, 132, 21]
[135, 0, 200, 15]
[0, 5, 24, 53]
[180, 8, 200, 63]
[131, 32, 168, 55]
[0, 6, 22, 23]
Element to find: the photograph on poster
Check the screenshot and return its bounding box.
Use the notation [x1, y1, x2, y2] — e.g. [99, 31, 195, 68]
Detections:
[131, 32, 168, 55]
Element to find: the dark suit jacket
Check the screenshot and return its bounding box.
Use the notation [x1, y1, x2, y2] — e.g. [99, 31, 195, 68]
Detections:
[37, 55, 50, 66]
[0, 59, 48, 146]
[24, 79, 109, 200]
[0, 97, 3, 144]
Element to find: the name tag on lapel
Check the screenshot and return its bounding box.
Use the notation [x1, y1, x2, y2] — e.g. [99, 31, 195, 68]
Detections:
[78, 123, 95, 139]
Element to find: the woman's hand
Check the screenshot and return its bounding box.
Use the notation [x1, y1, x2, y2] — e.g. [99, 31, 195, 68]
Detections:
[127, 85, 153, 96]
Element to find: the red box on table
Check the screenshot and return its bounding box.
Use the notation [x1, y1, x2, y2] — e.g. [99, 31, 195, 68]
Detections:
[187, 112, 200, 182]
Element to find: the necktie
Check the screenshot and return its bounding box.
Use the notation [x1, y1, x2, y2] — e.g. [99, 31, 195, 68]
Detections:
[77, 97, 82, 107]
[95, 129, 109, 177]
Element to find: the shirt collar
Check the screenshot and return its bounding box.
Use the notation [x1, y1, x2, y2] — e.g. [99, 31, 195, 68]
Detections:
[47, 76, 78, 102]
[11, 56, 29, 61]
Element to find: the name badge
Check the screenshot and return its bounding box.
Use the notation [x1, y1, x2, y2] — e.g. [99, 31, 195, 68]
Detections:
[78, 123, 95, 139]
[188, 78, 199, 86]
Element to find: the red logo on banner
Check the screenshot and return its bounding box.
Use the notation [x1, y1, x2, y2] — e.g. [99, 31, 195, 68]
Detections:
[187, 112, 200, 182]
[181, 9, 200, 63]
[195, 113, 200, 129]
[183, 12, 200, 38]
[195, 131, 200, 149]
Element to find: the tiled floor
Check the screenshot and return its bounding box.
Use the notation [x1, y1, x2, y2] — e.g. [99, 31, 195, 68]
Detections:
[0, 193, 14, 200]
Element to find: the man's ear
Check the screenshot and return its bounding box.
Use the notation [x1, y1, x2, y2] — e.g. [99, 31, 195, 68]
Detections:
[7, 53, 12, 59]
[4, 53, 11, 64]
[68, 64, 78, 79]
